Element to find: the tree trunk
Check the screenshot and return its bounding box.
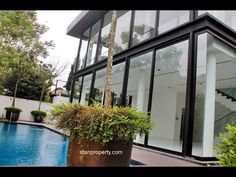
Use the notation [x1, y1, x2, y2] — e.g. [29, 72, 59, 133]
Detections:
[103, 10, 117, 108]
[38, 85, 45, 111]
[12, 77, 20, 107]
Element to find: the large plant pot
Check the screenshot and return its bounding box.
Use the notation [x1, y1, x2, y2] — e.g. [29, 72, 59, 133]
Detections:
[67, 137, 133, 166]
[6, 110, 11, 120]
[5, 110, 20, 121]
[34, 115, 43, 123]
[10, 112, 20, 121]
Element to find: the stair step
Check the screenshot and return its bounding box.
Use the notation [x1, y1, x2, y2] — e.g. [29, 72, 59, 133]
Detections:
[216, 93, 236, 112]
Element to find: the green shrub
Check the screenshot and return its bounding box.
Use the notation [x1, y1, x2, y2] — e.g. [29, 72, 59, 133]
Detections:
[51, 103, 154, 144]
[5, 107, 22, 113]
[31, 110, 47, 118]
[215, 124, 236, 166]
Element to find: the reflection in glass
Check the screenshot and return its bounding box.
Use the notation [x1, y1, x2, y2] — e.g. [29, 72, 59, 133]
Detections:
[158, 11, 189, 34]
[93, 62, 125, 106]
[198, 11, 236, 31]
[132, 11, 156, 46]
[97, 11, 131, 61]
[80, 74, 92, 105]
[193, 33, 236, 157]
[113, 11, 131, 54]
[97, 11, 112, 61]
[77, 28, 90, 70]
[93, 69, 106, 104]
[72, 77, 82, 103]
[127, 52, 153, 144]
[148, 40, 189, 152]
[86, 20, 101, 67]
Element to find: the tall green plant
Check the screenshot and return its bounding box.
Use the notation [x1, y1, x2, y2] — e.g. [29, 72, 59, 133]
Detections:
[215, 124, 236, 166]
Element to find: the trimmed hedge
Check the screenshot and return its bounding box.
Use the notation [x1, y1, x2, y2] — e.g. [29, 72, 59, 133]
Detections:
[31, 110, 47, 118]
[5, 107, 22, 113]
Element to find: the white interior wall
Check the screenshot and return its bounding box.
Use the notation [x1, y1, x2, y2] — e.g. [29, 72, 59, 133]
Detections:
[149, 81, 177, 140]
[174, 92, 185, 140]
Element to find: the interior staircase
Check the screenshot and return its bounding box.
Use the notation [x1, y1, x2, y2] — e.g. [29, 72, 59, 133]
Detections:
[215, 88, 236, 112]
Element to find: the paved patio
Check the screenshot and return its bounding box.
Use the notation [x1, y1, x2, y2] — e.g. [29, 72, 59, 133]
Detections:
[131, 145, 208, 166]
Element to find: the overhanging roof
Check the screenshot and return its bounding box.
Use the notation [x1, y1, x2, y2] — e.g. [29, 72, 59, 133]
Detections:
[67, 10, 108, 38]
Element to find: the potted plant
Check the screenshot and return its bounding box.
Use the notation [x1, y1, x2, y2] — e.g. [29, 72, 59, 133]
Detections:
[31, 110, 47, 123]
[51, 103, 153, 166]
[51, 11, 153, 167]
[5, 107, 22, 121]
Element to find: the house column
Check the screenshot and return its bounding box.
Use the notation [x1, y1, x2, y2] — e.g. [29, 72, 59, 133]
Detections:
[202, 53, 216, 157]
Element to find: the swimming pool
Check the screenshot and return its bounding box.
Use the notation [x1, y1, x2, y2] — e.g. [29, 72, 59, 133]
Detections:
[0, 122, 68, 166]
[0, 122, 143, 167]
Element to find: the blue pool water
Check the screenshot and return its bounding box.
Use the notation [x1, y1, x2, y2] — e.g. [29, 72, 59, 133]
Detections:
[0, 122, 68, 166]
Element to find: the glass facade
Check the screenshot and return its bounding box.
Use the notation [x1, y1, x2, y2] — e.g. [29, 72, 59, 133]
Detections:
[192, 33, 236, 157]
[148, 40, 189, 152]
[127, 52, 153, 144]
[93, 69, 106, 104]
[132, 11, 156, 46]
[198, 11, 236, 31]
[113, 11, 132, 54]
[98, 11, 112, 61]
[158, 11, 189, 34]
[93, 62, 125, 106]
[86, 20, 101, 67]
[80, 73, 93, 105]
[77, 28, 90, 70]
[69, 10, 236, 159]
[72, 77, 82, 103]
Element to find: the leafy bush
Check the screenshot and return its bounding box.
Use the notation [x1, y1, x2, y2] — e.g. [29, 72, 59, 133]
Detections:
[5, 107, 22, 113]
[31, 110, 47, 118]
[215, 124, 236, 166]
[51, 103, 153, 144]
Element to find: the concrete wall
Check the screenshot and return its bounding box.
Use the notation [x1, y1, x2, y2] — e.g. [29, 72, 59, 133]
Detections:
[0, 95, 69, 122]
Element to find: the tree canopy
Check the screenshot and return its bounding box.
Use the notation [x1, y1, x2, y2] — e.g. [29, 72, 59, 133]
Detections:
[0, 11, 56, 103]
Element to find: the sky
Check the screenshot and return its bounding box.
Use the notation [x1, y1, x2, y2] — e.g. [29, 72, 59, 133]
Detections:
[36, 10, 81, 89]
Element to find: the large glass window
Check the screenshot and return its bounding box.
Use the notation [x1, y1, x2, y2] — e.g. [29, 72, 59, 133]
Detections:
[127, 52, 153, 144]
[158, 11, 189, 34]
[98, 11, 112, 61]
[97, 11, 132, 61]
[86, 20, 101, 67]
[93, 69, 106, 104]
[113, 11, 131, 54]
[93, 62, 125, 106]
[198, 11, 236, 31]
[80, 73, 92, 105]
[132, 11, 156, 46]
[77, 28, 90, 70]
[192, 33, 236, 157]
[148, 40, 189, 152]
[72, 77, 82, 103]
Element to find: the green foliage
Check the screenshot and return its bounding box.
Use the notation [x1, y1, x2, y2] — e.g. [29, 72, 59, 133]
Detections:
[51, 103, 154, 144]
[31, 110, 47, 118]
[0, 11, 54, 99]
[5, 107, 22, 113]
[215, 124, 236, 166]
[4, 62, 53, 101]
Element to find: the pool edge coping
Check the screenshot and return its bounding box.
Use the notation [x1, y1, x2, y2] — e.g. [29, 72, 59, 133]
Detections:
[0, 119, 69, 138]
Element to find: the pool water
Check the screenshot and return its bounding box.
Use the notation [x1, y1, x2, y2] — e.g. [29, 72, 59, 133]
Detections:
[0, 122, 68, 166]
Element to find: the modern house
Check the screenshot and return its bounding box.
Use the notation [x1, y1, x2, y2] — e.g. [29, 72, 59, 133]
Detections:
[67, 10, 236, 161]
